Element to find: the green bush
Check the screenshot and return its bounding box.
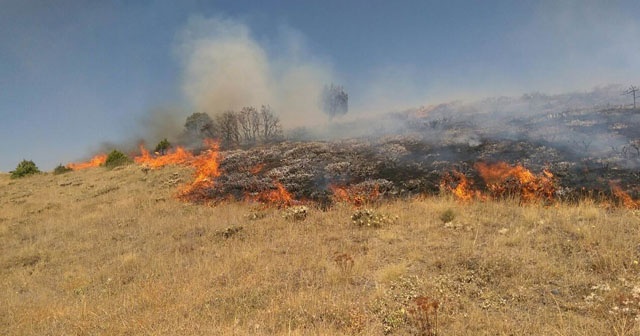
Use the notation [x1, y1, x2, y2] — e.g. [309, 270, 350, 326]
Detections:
[154, 138, 171, 155]
[10, 160, 41, 179]
[439, 209, 455, 223]
[53, 164, 72, 175]
[104, 150, 131, 169]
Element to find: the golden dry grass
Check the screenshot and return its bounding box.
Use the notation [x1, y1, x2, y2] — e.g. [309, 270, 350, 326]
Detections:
[1, 165, 640, 335]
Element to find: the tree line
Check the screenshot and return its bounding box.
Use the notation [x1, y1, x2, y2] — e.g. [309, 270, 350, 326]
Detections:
[183, 105, 282, 149]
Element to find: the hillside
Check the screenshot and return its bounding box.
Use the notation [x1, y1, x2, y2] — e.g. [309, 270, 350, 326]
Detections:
[2, 165, 640, 335]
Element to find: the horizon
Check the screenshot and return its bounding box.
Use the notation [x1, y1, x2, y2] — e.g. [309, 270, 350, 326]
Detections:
[1, 1, 639, 172]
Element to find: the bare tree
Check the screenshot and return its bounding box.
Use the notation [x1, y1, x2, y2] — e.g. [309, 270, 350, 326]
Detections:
[259, 105, 282, 143]
[321, 84, 348, 118]
[237, 106, 261, 146]
[216, 111, 240, 148]
[623, 85, 638, 109]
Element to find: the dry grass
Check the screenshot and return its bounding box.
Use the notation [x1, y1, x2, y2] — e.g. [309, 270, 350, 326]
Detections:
[1, 166, 640, 335]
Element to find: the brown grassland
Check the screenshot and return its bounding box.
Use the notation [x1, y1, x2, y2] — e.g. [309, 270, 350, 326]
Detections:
[1, 164, 640, 335]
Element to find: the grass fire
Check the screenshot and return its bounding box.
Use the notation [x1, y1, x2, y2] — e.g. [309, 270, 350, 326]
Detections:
[4, 92, 640, 335]
[5, 1, 640, 333]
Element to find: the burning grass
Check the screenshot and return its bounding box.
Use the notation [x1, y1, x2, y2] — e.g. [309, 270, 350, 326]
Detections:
[330, 183, 382, 207]
[2, 167, 640, 335]
[135, 144, 194, 168]
[440, 162, 556, 204]
[610, 181, 640, 209]
[65, 153, 107, 170]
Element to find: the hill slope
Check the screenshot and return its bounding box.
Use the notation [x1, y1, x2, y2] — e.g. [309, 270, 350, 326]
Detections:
[1, 166, 640, 335]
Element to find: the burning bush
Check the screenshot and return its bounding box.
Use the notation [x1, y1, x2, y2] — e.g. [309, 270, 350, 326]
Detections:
[104, 150, 132, 169]
[10, 159, 40, 179]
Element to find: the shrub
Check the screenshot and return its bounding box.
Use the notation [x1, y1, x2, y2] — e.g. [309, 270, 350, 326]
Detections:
[53, 164, 72, 175]
[439, 209, 455, 223]
[104, 150, 131, 169]
[283, 205, 309, 221]
[246, 210, 267, 221]
[219, 226, 243, 239]
[154, 138, 171, 155]
[351, 208, 397, 228]
[10, 160, 40, 179]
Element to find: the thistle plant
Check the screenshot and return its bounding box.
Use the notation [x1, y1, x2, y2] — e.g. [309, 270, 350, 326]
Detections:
[283, 205, 309, 221]
[351, 208, 397, 228]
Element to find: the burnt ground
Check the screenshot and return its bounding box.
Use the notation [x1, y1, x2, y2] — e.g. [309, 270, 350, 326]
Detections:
[189, 106, 640, 205]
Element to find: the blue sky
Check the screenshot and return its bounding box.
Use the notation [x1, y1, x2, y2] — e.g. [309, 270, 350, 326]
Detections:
[1, 0, 639, 171]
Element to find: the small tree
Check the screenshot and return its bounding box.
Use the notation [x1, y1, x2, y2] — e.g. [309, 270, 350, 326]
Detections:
[216, 111, 240, 149]
[259, 105, 282, 143]
[104, 150, 131, 169]
[237, 106, 261, 146]
[184, 112, 216, 139]
[10, 160, 40, 179]
[154, 138, 171, 155]
[321, 84, 348, 118]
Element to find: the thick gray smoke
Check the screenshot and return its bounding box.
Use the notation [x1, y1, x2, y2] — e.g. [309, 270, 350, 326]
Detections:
[176, 16, 334, 129]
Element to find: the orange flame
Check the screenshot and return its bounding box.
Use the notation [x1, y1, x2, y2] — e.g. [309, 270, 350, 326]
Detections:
[330, 183, 382, 206]
[66, 153, 107, 170]
[474, 162, 555, 202]
[609, 182, 639, 209]
[178, 139, 222, 200]
[134, 144, 194, 168]
[330, 184, 362, 206]
[249, 180, 295, 207]
[440, 171, 476, 201]
[440, 163, 554, 203]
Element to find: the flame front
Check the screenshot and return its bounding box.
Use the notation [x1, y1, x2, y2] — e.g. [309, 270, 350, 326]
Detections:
[179, 139, 221, 200]
[440, 171, 475, 201]
[475, 162, 555, 202]
[610, 182, 639, 209]
[440, 162, 555, 203]
[248, 180, 295, 207]
[66, 154, 107, 170]
[134, 144, 194, 168]
[330, 183, 381, 206]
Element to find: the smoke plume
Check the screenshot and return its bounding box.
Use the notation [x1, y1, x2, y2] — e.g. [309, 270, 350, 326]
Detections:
[176, 16, 334, 129]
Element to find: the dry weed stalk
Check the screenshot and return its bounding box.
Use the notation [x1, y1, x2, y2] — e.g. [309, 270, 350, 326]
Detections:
[333, 252, 354, 274]
[407, 295, 439, 336]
